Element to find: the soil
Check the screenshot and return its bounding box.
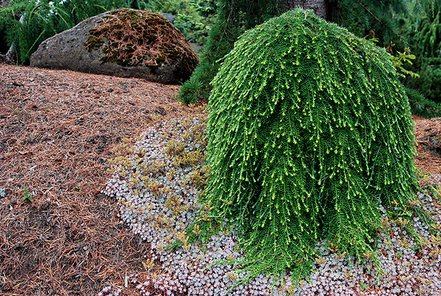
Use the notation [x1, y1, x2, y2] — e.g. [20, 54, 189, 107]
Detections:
[414, 115, 441, 178]
[0, 64, 439, 295]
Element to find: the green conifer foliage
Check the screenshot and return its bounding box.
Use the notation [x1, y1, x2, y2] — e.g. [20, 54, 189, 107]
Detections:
[203, 9, 418, 279]
[177, 0, 287, 103]
[327, 0, 405, 45]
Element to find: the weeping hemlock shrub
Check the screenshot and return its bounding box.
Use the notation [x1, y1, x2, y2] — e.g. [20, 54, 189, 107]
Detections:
[202, 9, 418, 280]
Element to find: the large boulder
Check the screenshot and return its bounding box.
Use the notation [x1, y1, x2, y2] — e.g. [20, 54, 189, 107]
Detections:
[30, 9, 198, 84]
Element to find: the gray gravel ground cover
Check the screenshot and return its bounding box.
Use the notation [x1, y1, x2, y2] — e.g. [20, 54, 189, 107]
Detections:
[101, 117, 441, 296]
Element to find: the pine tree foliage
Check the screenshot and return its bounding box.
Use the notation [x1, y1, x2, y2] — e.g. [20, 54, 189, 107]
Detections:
[177, 0, 288, 103]
[403, 0, 440, 58]
[405, 86, 441, 117]
[402, 0, 441, 105]
[140, 0, 217, 45]
[327, 0, 405, 46]
[202, 9, 418, 279]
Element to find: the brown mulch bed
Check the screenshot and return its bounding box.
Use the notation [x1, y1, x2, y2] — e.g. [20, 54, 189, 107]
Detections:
[0, 64, 203, 295]
[0, 64, 439, 295]
[414, 115, 441, 176]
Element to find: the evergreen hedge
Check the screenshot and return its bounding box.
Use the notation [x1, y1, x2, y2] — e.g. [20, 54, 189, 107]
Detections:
[202, 9, 418, 279]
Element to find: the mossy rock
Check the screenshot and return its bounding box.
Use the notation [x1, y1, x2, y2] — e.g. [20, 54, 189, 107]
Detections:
[30, 9, 198, 84]
[202, 9, 418, 279]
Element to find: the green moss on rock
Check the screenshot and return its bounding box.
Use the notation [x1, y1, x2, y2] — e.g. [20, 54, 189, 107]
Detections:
[202, 9, 418, 280]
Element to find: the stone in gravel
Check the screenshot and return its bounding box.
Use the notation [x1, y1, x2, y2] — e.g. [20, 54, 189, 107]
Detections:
[0, 188, 6, 198]
[30, 9, 198, 84]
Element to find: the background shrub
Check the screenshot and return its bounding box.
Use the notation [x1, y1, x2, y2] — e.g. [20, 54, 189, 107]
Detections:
[140, 0, 216, 46]
[405, 86, 441, 118]
[411, 58, 441, 103]
[177, 0, 288, 104]
[403, 0, 440, 58]
[202, 9, 418, 280]
[327, 0, 406, 46]
[399, 0, 441, 113]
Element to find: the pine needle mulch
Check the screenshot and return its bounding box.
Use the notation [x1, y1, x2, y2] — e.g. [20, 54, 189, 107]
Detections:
[0, 64, 204, 295]
[0, 64, 439, 295]
[414, 115, 441, 178]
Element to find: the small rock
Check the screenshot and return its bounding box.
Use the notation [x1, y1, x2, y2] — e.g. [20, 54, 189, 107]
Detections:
[0, 188, 6, 198]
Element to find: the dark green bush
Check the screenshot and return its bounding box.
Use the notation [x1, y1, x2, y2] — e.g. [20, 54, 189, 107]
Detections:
[409, 58, 441, 103]
[0, 7, 13, 54]
[405, 87, 441, 118]
[202, 9, 418, 279]
[403, 0, 440, 58]
[328, 0, 406, 46]
[398, 0, 441, 114]
[177, 0, 288, 104]
[140, 0, 216, 46]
